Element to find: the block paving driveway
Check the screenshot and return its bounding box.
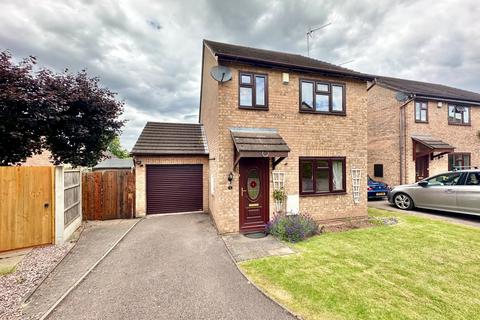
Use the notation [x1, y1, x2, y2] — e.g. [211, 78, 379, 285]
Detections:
[47, 213, 294, 320]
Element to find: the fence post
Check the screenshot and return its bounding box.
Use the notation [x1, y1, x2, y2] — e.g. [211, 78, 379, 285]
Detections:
[54, 165, 65, 244]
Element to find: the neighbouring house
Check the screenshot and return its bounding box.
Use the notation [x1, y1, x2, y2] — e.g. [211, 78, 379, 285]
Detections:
[368, 76, 480, 186]
[93, 157, 134, 171]
[22, 149, 54, 166]
[132, 40, 374, 234]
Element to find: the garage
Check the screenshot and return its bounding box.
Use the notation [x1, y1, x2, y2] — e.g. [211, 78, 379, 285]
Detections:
[131, 122, 209, 217]
[146, 164, 203, 214]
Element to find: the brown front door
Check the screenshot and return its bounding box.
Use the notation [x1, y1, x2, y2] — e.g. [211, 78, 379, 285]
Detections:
[415, 155, 430, 181]
[239, 158, 269, 232]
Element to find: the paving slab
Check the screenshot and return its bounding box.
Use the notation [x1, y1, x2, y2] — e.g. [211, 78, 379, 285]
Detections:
[222, 234, 295, 262]
[46, 213, 295, 320]
[22, 219, 138, 319]
[0, 248, 31, 275]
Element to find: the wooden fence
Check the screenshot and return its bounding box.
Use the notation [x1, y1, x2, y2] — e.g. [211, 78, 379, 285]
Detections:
[82, 170, 135, 220]
[0, 167, 54, 252]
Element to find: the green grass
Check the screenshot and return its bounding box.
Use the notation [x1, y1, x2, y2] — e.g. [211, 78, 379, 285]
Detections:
[240, 208, 480, 320]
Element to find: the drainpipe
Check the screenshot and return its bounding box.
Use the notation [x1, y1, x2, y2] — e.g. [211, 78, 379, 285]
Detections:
[399, 96, 414, 185]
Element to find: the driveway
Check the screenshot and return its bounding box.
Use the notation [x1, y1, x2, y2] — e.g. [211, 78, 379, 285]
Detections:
[369, 199, 480, 228]
[47, 213, 295, 320]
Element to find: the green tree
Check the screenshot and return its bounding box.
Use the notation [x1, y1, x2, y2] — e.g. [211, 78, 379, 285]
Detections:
[0, 51, 125, 167]
[107, 136, 130, 159]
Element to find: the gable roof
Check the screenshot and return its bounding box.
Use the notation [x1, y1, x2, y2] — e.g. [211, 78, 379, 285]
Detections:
[204, 40, 373, 81]
[375, 76, 480, 104]
[131, 122, 208, 156]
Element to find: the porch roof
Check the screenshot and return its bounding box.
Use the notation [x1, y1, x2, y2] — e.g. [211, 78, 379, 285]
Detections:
[229, 127, 290, 168]
[412, 135, 455, 151]
[412, 134, 455, 160]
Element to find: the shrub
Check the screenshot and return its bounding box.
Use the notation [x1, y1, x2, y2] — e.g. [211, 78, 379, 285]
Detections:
[266, 212, 319, 242]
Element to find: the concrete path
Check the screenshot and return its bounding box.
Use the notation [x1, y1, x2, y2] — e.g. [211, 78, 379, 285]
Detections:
[23, 219, 139, 319]
[369, 199, 480, 228]
[223, 234, 294, 262]
[47, 213, 294, 320]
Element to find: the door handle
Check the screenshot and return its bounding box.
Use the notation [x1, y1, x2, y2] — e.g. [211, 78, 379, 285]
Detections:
[241, 188, 246, 196]
[445, 189, 454, 194]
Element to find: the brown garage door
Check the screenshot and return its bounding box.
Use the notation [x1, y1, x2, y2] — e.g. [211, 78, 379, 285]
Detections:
[146, 164, 203, 214]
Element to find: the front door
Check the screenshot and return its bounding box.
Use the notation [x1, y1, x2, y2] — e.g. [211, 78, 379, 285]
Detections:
[416, 155, 429, 181]
[239, 158, 269, 232]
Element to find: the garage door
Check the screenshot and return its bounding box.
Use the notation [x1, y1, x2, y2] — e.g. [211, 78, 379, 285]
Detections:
[146, 164, 203, 214]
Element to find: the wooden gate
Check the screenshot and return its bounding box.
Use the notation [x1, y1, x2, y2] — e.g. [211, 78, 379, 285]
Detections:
[0, 167, 54, 252]
[82, 170, 135, 220]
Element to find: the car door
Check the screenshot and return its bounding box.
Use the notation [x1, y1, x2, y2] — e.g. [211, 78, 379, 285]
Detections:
[455, 172, 480, 214]
[414, 172, 463, 210]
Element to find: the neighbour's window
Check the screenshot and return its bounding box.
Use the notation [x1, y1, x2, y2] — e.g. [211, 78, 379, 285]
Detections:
[425, 172, 462, 186]
[239, 72, 268, 109]
[465, 172, 480, 186]
[299, 157, 346, 195]
[448, 105, 470, 125]
[448, 153, 471, 171]
[300, 80, 345, 114]
[374, 164, 384, 178]
[415, 101, 428, 123]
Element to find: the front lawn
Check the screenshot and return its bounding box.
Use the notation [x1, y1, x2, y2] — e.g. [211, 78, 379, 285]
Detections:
[240, 208, 480, 319]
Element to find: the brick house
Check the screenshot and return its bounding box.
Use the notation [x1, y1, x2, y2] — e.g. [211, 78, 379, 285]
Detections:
[132, 40, 374, 234]
[368, 76, 480, 186]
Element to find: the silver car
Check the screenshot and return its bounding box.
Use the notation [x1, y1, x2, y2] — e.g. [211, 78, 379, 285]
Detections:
[388, 170, 480, 215]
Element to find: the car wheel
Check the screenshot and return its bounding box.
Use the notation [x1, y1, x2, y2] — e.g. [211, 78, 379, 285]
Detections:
[393, 193, 414, 210]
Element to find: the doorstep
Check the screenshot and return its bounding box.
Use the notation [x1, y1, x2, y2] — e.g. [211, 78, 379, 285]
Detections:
[222, 234, 295, 262]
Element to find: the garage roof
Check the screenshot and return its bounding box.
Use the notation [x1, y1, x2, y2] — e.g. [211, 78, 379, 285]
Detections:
[131, 122, 208, 155]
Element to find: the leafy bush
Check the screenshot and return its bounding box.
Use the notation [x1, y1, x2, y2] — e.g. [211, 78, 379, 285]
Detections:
[266, 212, 319, 242]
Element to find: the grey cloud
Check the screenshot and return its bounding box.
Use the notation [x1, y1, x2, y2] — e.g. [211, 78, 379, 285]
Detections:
[1, 0, 479, 149]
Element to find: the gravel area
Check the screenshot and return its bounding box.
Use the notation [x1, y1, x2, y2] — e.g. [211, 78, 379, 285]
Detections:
[0, 243, 73, 320]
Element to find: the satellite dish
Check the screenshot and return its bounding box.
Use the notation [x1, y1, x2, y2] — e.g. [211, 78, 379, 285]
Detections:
[395, 92, 409, 102]
[210, 66, 232, 83]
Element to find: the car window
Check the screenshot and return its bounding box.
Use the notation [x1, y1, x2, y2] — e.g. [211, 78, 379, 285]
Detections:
[426, 172, 462, 186]
[465, 172, 480, 186]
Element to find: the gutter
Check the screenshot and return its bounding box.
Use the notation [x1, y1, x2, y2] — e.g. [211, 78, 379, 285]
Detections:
[413, 95, 480, 106]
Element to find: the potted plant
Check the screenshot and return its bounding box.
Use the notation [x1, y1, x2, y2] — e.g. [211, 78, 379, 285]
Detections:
[273, 188, 286, 212]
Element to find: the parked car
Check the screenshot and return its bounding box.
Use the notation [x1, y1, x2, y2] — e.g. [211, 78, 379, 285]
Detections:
[368, 176, 390, 200]
[388, 170, 480, 215]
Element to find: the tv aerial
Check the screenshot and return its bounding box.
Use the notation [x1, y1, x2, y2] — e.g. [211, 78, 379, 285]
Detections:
[210, 66, 232, 83]
[306, 22, 331, 57]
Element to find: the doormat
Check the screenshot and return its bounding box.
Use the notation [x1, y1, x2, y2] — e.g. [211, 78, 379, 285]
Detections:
[243, 232, 267, 239]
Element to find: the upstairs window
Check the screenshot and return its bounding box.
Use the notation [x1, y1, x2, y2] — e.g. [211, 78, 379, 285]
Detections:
[415, 101, 428, 123]
[300, 80, 345, 114]
[239, 72, 268, 109]
[448, 105, 470, 125]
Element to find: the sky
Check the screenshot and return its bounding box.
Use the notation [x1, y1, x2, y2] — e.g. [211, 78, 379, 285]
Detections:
[1, 0, 480, 150]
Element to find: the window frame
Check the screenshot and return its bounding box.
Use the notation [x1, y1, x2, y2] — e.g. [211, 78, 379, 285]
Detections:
[414, 100, 428, 123]
[299, 79, 346, 115]
[299, 157, 346, 196]
[448, 153, 471, 171]
[448, 104, 471, 126]
[238, 71, 268, 110]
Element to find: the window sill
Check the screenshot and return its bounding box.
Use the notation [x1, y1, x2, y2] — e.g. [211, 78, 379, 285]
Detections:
[448, 122, 471, 126]
[300, 192, 347, 197]
[299, 110, 346, 116]
[415, 120, 429, 124]
[239, 106, 269, 111]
